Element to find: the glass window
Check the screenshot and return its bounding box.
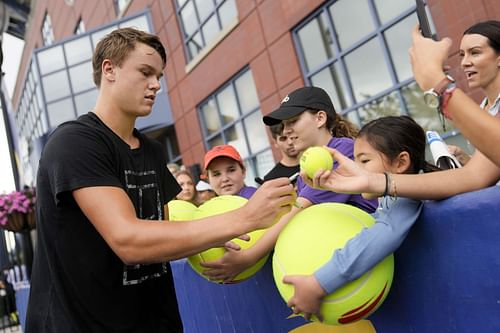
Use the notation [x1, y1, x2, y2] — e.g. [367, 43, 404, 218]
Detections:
[201, 15, 220, 46]
[75, 89, 98, 116]
[200, 99, 221, 135]
[243, 111, 268, 154]
[91, 26, 116, 47]
[216, 85, 239, 126]
[41, 13, 55, 46]
[69, 61, 94, 94]
[42, 71, 71, 102]
[64, 36, 92, 66]
[47, 98, 75, 128]
[119, 15, 150, 32]
[198, 69, 271, 178]
[195, 0, 215, 22]
[218, 0, 237, 27]
[74, 19, 86, 35]
[297, 12, 335, 72]
[224, 123, 248, 158]
[234, 71, 259, 114]
[374, 0, 413, 24]
[358, 91, 401, 123]
[294, 0, 445, 133]
[344, 38, 392, 103]
[384, 15, 417, 82]
[176, 0, 238, 62]
[310, 62, 351, 109]
[329, 0, 374, 50]
[115, 0, 131, 14]
[37, 45, 65, 75]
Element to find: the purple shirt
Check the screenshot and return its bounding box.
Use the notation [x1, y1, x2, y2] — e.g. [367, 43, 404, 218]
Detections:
[237, 185, 257, 199]
[296, 137, 377, 213]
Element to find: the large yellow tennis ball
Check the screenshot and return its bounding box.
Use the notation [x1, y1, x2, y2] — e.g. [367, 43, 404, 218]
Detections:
[187, 195, 269, 283]
[300, 146, 334, 178]
[167, 200, 198, 221]
[273, 203, 394, 325]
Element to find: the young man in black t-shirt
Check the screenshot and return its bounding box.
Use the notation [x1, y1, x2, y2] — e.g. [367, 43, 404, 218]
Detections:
[26, 28, 294, 333]
[263, 123, 300, 184]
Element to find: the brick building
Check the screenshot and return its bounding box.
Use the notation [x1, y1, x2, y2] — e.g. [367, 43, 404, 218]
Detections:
[9, 0, 500, 186]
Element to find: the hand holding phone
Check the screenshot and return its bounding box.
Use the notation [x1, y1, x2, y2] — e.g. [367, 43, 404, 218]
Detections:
[416, 0, 433, 39]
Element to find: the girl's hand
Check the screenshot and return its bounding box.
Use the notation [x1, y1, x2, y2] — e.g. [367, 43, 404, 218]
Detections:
[200, 248, 252, 283]
[302, 148, 373, 195]
[283, 274, 327, 321]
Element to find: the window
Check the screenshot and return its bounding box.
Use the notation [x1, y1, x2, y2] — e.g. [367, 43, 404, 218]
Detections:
[198, 69, 273, 184]
[176, 0, 237, 62]
[293, 0, 453, 135]
[115, 0, 132, 15]
[41, 13, 55, 46]
[74, 19, 86, 35]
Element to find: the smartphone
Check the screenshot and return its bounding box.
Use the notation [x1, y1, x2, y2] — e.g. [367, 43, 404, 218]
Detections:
[416, 0, 433, 39]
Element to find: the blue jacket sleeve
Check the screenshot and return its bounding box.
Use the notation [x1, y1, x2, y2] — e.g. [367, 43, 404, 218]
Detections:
[314, 197, 423, 294]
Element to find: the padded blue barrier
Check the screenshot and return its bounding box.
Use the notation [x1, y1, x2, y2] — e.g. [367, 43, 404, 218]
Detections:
[171, 185, 500, 332]
[370, 185, 500, 332]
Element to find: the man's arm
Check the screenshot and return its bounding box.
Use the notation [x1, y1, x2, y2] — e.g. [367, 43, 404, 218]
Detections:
[73, 178, 294, 264]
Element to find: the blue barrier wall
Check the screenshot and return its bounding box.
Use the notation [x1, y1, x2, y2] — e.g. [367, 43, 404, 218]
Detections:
[171, 185, 500, 332]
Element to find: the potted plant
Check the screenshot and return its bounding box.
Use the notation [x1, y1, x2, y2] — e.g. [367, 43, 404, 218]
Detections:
[0, 188, 36, 232]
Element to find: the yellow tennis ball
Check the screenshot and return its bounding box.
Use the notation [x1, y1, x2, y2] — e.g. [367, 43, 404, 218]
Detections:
[273, 203, 394, 325]
[300, 146, 334, 178]
[167, 200, 198, 221]
[187, 195, 269, 283]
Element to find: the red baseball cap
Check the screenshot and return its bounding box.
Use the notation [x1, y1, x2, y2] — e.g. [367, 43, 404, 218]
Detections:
[204, 145, 244, 170]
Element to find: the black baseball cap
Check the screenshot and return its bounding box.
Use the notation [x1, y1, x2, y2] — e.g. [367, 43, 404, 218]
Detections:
[263, 86, 336, 126]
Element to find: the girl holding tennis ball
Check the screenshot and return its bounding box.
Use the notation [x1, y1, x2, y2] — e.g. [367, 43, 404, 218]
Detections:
[284, 116, 439, 321]
[201, 86, 377, 283]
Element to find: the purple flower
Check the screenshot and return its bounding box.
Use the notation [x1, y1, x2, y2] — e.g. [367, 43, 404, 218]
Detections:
[0, 188, 36, 219]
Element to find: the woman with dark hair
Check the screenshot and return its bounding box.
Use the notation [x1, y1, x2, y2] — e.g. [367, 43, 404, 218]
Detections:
[411, 20, 500, 167]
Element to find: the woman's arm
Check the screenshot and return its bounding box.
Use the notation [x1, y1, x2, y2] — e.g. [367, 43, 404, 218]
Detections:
[311, 148, 500, 200]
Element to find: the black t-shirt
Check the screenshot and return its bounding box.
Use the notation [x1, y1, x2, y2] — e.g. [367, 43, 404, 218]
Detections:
[26, 113, 183, 333]
[263, 162, 300, 184]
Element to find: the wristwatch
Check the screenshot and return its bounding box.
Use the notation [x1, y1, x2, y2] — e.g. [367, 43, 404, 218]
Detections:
[423, 75, 456, 109]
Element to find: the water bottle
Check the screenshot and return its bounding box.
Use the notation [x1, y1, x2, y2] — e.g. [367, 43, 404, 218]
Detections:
[426, 131, 461, 170]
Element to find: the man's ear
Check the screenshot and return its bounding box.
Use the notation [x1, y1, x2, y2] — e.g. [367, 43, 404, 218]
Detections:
[101, 59, 115, 83]
[395, 151, 412, 173]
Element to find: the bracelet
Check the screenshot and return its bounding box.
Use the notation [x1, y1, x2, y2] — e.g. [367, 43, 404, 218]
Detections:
[390, 174, 398, 199]
[382, 172, 389, 197]
[440, 86, 457, 120]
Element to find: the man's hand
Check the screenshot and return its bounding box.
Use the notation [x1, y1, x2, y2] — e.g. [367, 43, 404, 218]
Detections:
[283, 274, 327, 322]
[241, 178, 295, 230]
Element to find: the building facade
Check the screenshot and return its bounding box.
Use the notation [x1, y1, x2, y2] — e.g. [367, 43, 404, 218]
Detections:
[9, 0, 500, 186]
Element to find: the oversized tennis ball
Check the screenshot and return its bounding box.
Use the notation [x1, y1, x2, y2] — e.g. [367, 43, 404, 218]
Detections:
[273, 203, 394, 325]
[300, 146, 334, 178]
[188, 195, 269, 283]
[167, 200, 198, 221]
